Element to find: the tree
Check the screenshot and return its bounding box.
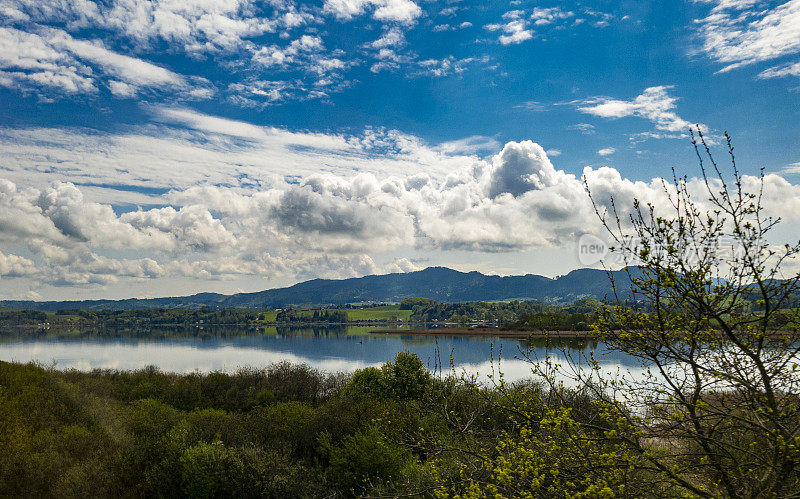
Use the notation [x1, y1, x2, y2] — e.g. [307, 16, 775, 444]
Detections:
[566, 128, 800, 497]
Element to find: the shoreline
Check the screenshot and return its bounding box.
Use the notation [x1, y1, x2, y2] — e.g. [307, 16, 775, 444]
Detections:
[368, 328, 800, 340]
[369, 328, 595, 338]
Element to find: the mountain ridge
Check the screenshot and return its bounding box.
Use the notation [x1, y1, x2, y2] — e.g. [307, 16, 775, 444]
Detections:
[0, 266, 629, 311]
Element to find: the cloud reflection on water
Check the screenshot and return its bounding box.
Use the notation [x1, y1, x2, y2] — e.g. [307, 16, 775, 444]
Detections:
[0, 334, 646, 384]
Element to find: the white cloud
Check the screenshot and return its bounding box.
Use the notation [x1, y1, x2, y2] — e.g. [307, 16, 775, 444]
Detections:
[598, 147, 616, 156]
[694, 0, 800, 73]
[567, 123, 596, 134]
[0, 0, 492, 104]
[759, 60, 800, 78]
[0, 0, 331, 103]
[0, 26, 95, 94]
[0, 26, 212, 98]
[485, 6, 608, 45]
[531, 7, 574, 26]
[361, 26, 491, 77]
[578, 86, 706, 134]
[323, 0, 421, 23]
[0, 107, 485, 202]
[584, 8, 614, 28]
[369, 26, 405, 49]
[55, 34, 182, 88]
[436, 136, 500, 155]
[485, 19, 533, 45]
[104, 0, 304, 54]
[0, 250, 37, 277]
[248, 34, 354, 100]
[0, 133, 578, 284]
[3, 115, 800, 295]
[3, 0, 290, 56]
[511, 102, 543, 112]
[252, 34, 326, 69]
[783, 161, 800, 174]
[0, 138, 582, 283]
[485, 141, 563, 198]
[413, 55, 486, 77]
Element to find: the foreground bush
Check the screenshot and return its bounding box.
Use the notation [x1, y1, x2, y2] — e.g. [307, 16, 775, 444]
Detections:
[0, 346, 798, 497]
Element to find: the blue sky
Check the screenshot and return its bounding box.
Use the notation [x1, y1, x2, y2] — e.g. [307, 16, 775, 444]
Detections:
[1, 0, 799, 300]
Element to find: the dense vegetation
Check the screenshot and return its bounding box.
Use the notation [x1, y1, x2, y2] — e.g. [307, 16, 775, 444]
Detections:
[4, 349, 796, 497]
[401, 296, 602, 328]
[0, 307, 47, 325]
[0, 307, 263, 329]
[5, 352, 783, 498]
[0, 300, 608, 333]
[275, 308, 350, 323]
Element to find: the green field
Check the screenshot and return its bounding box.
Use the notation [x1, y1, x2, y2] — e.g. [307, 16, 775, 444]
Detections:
[345, 305, 411, 321]
[265, 305, 411, 322]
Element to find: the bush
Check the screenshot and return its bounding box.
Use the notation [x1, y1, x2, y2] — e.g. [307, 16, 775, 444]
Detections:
[382, 351, 431, 400]
[342, 366, 385, 399]
[324, 426, 411, 495]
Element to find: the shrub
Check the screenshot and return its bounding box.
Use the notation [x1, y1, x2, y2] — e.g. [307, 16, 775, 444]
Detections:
[382, 351, 431, 401]
[324, 426, 411, 495]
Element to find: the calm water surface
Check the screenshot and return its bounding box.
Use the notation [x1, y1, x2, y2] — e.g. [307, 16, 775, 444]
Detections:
[0, 326, 644, 383]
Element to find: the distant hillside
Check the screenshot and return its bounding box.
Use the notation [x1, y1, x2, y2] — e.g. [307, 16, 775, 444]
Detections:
[0, 266, 632, 311]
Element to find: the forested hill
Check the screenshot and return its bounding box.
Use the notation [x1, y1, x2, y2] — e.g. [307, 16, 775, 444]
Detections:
[0, 266, 632, 311]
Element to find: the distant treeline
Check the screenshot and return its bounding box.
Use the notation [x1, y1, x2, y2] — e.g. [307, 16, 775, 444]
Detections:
[275, 309, 350, 323]
[400, 297, 602, 329]
[1, 299, 605, 331]
[0, 308, 48, 324]
[0, 307, 262, 328]
[6, 298, 798, 334]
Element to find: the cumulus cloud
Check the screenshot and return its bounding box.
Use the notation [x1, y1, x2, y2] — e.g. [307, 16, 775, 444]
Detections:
[598, 147, 616, 156]
[0, 0, 494, 104]
[485, 19, 533, 45]
[0, 251, 37, 277]
[0, 139, 555, 284]
[693, 0, 800, 73]
[485, 141, 563, 198]
[246, 34, 353, 100]
[323, 0, 422, 23]
[0, 0, 354, 103]
[369, 26, 406, 49]
[3, 130, 800, 293]
[485, 6, 610, 45]
[361, 25, 491, 77]
[531, 7, 574, 26]
[4, 0, 308, 55]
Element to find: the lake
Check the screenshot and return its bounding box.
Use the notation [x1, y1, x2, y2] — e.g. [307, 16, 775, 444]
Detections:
[0, 326, 645, 383]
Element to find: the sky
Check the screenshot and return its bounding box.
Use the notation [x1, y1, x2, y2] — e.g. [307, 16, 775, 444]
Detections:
[0, 0, 799, 301]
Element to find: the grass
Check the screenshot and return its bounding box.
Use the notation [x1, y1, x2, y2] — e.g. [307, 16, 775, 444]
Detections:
[345, 306, 411, 321]
[264, 306, 412, 322]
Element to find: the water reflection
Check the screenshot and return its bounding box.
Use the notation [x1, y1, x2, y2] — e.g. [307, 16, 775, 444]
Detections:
[0, 326, 644, 383]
